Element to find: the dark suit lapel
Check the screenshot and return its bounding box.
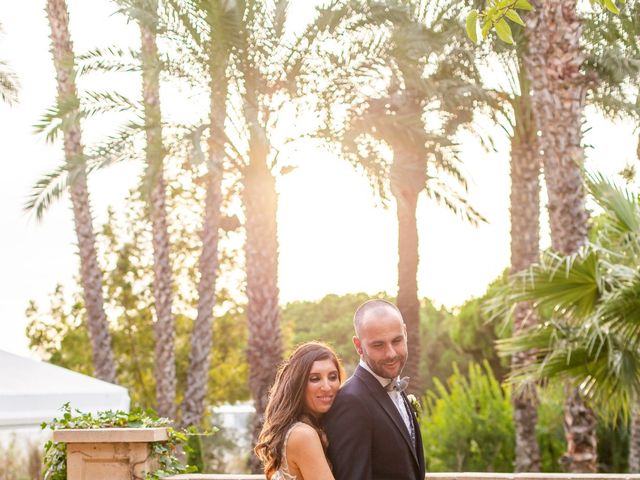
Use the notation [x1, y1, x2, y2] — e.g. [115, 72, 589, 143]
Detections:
[354, 366, 419, 467]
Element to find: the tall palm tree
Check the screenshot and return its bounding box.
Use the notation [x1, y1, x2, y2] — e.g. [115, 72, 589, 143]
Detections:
[135, 0, 177, 420]
[507, 65, 542, 472]
[167, 0, 234, 429]
[167, 0, 350, 462]
[43, 0, 117, 384]
[523, 0, 596, 471]
[500, 173, 640, 470]
[0, 23, 18, 105]
[324, 0, 487, 393]
[467, 10, 546, 466]
[521, 0, 640, 469]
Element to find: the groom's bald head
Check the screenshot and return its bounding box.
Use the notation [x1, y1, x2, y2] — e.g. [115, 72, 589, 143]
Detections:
[353, 299, 402, 337]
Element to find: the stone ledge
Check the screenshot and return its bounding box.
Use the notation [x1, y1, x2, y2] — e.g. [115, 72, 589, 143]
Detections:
[53, 427, 169, 443]
[164, 475, 640, 480]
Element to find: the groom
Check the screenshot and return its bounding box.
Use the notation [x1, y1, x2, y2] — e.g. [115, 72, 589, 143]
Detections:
[323, 299, 426, 479]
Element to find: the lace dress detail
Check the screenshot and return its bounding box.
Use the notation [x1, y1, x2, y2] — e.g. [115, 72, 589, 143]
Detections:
[272, 422, 303, 480]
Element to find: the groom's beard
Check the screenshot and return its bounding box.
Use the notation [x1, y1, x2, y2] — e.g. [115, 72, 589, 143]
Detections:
[362, 347, 407, 380]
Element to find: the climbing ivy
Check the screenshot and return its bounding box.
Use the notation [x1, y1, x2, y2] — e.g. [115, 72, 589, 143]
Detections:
[42, 404, 198, 480]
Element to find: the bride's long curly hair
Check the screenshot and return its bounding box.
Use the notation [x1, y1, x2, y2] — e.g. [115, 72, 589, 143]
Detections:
[254, 342, 344, 479]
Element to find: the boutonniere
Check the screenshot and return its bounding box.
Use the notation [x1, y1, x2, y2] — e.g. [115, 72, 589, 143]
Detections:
[406, 394, 421, 418]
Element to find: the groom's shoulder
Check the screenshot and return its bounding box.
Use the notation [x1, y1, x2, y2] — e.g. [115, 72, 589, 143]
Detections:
[337, 370, 368, 398]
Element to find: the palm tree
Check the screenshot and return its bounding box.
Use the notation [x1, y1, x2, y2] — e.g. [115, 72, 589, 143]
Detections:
[500, 173, 640, 470]
[0, 23, 18, 105]
[166, 0, 234, 429]
[521, 0, 640, 469]
[167, 0, 352, 462]
[135, 0, 177, 420]
[506, 65, 542, 472]
[468, 12, 545, 466]
[523, 0, 604, 470]
[43, 0, 117, 384]
[323, 0, 487, 393]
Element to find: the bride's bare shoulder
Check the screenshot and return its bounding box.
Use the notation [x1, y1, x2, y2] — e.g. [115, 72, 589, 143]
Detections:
[288, 422, 321, 446]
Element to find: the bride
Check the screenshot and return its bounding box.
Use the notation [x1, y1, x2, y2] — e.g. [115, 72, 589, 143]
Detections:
[255, 342, 344, 480]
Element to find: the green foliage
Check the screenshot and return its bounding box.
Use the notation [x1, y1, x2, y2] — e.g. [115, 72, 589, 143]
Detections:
[421, 362, 515, 471]
[41, 404, 198, 480]
[421, 362, 570, 472]
[282, 293, 374, 372]
[467, 0, 627, 44]
[449, 272, 511, 382]
[535, 385, 566, 472]
[282, 293, 486, 395]
[26, 161, 249, 412]
[467, 0, 532, 45]
[500, 173, 640, 419]
[598, 416, 630, 472]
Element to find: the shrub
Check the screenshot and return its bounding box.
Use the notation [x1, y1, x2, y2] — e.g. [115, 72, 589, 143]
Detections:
[420, 361, 515, 471]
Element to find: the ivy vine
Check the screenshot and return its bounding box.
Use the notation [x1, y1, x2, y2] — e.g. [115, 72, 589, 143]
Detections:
[42, 404, 198, 480]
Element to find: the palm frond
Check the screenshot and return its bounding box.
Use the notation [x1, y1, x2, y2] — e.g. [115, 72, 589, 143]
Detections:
[33, 95, 81, 143]
[499, 318, 640, 421]
[513, 248, 604, 320]
[24, 165, 70, 221]
[75, 46, 141, 75]
[0, 60, 19, 105]
[587, 171, 640, 246]
[425, 179, 488, 226]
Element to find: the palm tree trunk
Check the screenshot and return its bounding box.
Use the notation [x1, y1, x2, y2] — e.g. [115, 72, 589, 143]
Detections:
[525, 0, 595, 471]
[629, 400, 640, 471]
[510, 87, 542, 471]
[243, 118, 283, 471]
[46, 0, 116, 384]
[181, 62, 227, 428]
[390, 150, 423, 395]
[139, 5, 176, 420]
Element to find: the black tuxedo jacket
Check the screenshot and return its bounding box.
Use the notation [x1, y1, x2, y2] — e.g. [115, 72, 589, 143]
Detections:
[323, 365, 426, 480]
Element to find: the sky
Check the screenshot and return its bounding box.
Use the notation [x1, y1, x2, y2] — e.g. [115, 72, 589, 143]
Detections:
[1, 1, 637, 357]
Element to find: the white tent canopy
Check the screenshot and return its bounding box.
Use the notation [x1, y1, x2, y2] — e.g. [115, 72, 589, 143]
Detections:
[0, 350, 130, 431]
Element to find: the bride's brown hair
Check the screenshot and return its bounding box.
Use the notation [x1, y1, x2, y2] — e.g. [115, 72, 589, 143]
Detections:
[254, 341, 344, 479]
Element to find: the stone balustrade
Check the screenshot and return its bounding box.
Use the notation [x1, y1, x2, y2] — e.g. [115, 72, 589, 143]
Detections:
[165, 475, 640, 480]
[52, 429, 640, 480]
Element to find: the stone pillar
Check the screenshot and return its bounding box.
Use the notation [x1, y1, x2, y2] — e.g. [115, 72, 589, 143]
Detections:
[53, 427, 168, 480]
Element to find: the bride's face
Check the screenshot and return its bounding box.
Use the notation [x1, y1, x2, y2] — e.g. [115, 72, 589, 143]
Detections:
[304, 358, 340, 417]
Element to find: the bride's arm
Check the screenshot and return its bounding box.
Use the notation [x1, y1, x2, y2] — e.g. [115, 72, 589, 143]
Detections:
[286, 424, 335, 480]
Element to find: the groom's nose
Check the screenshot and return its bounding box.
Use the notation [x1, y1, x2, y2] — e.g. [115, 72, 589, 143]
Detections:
[384, 343, 397, 358]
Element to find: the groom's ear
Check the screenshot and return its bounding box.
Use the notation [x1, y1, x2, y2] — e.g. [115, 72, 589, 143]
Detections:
[353, 336, 363, 356]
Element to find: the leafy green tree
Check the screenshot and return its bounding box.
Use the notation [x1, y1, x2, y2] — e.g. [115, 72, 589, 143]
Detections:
[26, 162, 249, 411]
[282, 293, 373, 373]
[282, 292, 493, 396]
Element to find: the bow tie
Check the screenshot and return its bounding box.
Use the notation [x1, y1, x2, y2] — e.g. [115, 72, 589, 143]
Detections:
[385, 376, 410, 393]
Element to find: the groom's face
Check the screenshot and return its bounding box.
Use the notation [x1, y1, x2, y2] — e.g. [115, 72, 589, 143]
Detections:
[353, 308, 408, 379]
